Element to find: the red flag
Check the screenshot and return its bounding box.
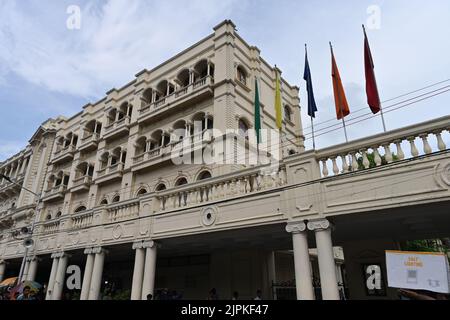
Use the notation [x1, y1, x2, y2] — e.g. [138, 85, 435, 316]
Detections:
[364, 26, 381, 114]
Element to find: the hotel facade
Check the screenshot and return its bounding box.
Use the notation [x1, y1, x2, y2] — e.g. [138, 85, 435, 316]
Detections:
[1, 20, 450, 300]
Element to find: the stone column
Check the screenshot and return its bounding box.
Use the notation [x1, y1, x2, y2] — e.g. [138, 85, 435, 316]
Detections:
[45, 253, 60, 300]
[308, 219, 340, 300]
[52, 252, 69, 300]
[286, 221, 314, 300]
[88, 247, 106, 300]
[27, 256, 40, 281]
[131, 242, 146, 300]
[141, 241, 157, 300]
[80, 248, 95, 300]
[0, 260, 7, 282]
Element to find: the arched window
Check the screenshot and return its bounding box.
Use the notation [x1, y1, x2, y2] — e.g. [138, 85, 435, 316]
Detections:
[284, 105, 292, 122]
[175, 177, 188, 186]
[197, 171, 212, 181]
[238, 119, 249, 138]
[137, 188, 148, 196]
[100, 199, 108, 206]
[135, 136, 148, 155]
[237, 65, 247, 85]
[177, 69, 190, 88]
[155, 183, 167, 191]
[100, 152, 110, 170]
[74, 206, 87, 213]
[194, 60, 208, 81]
[288, 149, 296, 156]
[46, 214, 52, 220]
[56, 211, 62, 218]
[112, 195, 120, 203]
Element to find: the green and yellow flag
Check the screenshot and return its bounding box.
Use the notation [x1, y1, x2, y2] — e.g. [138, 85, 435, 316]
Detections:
[274, 70, 283, 130]
[254, 77, 262, 143]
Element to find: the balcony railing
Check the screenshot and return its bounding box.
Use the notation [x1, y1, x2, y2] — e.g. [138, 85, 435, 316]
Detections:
[41, 220, 60, 235]
[155, 165, 287, 212]
[52, 145, 76, 163]
[316, 115, 450, 177]
[103, 116, 131, 140]
[95, 162, 125, 184]
[43, 184, 67, 200]
[71, 210, 94, 230]
[138, 76, 214, 122]
[79, 133, 100, 151]
[105, 200, 139, 223]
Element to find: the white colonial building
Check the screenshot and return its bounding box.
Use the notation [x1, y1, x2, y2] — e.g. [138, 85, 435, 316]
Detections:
[1, 20, 449, 300]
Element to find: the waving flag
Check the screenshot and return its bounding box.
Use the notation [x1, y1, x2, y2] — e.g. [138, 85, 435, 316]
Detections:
[275, 70, 283, 130]
[330, 43, 350, 120]
[254, 78, 262, 143]
[364, 26, 381, 114]
[303, 45, 318, 118]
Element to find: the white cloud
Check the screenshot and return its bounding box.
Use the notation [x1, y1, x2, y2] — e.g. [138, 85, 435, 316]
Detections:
[0, 140, 25, 161]
[0, 0, 240, 99]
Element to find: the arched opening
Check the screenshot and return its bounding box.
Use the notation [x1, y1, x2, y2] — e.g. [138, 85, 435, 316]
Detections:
[46, 214, 52, 220]
[100, 198, 108, 206]
[175, 177, 188, 186]
[237, 65, 248, 85]
[118, 102, 129, 120]
[194, 59, 208, 81]
[64, 132, 73, 148]
[107, 109, 117, 125]
[155, 183, 167, 191]
[56, 211, 62, 218]
[76, 162, 88, 179]
[112, 195, 120, 203]
[100, 152, 110, 170]
[156, 80, 174, 98]
[135, 136, 148, 155]
[197, 171, 212, 181]
[151, 130, 169, 148]
[284, 105, 292, 122]
[137, 188, 148, 196]
[172, 120, 187, 142]
[110, 147, 122, 166]
[74, 206, 87, 213]
[177, 69, 190, 88]
[288, 149, 296, 156]
[142, 88, 153, 107]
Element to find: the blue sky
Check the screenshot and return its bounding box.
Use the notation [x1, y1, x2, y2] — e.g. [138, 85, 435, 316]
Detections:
[0, 0, 449, 160]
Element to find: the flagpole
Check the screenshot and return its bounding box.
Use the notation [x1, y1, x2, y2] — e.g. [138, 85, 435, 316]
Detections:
[363, 24, 387, 132]
[330, 41, 349, 143]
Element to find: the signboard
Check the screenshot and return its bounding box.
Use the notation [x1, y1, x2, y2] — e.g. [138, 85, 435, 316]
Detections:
[385, 250, 450, 294]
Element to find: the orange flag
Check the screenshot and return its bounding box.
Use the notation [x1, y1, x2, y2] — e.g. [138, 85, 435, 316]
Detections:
[330, 43, 350, 120]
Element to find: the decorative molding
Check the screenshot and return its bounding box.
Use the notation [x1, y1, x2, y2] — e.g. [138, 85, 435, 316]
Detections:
[285, 221, 307, 233]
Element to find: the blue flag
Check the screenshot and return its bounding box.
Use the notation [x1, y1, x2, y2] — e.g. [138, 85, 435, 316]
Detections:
[303, 47, 318, 118]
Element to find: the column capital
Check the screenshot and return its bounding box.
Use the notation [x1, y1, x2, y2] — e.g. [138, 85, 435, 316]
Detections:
[132, 241, 145, 250]
[51, 251, 66, 259]
[91, 247, 108, 255]
[142, 240, 156, 249]
[26, 256, 41, 263]
[307, 219, 331, 231]
[285, 221, 307, 233]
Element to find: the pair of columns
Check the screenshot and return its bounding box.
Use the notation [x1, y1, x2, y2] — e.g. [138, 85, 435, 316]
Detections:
[286, 219, 340, 300]
[46, 252, 69, 300]
[130, 241, 157, 300]
[80, 247, 107, 300]
[22, 256, 40, 282]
